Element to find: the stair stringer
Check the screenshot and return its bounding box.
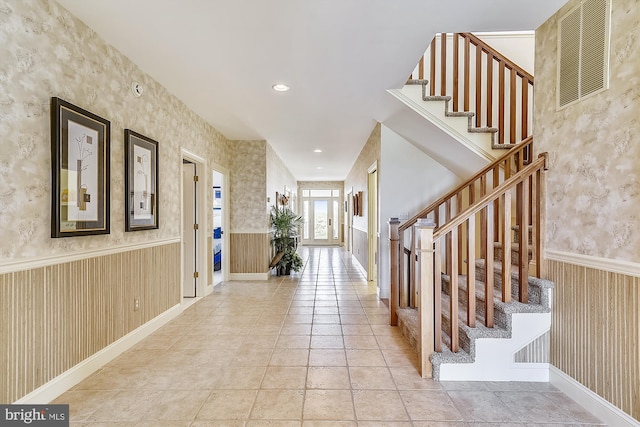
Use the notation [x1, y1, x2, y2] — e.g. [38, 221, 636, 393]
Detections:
[388, 84, 506, 162]
[436, 311, 551, 382]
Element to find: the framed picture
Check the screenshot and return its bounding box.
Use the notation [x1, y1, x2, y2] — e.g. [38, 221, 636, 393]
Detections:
[125, 129, 159, 231]
[51, 97, 110, 237]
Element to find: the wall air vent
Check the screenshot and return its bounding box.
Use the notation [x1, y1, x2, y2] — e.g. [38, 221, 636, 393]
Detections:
[557, 0, 611, 109]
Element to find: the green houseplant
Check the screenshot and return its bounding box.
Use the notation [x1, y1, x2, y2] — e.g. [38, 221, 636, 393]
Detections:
[270, 205, 304, 275]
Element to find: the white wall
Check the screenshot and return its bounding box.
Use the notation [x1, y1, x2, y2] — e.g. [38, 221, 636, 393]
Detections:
[378, 125, 461, 298]
[474, 31, 535, 75]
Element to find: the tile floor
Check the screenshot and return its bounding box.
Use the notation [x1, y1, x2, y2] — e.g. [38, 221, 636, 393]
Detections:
[55, 247, 605, 426]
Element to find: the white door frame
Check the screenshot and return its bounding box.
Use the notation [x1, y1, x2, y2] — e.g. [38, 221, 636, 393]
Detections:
[211, 163, 230, 285]
[346, 188, 353, 252]
[181, 148, 210, 298]
[367, 162, 378, 283]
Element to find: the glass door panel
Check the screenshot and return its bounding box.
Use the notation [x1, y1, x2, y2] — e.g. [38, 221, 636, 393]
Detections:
[313, 200, 328, 240]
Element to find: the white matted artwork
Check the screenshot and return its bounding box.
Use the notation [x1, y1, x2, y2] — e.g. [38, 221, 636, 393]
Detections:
[125, 129, 159, 231]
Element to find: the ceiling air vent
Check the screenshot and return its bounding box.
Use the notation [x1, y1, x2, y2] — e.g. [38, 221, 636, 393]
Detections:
[557, 0, 611, 109]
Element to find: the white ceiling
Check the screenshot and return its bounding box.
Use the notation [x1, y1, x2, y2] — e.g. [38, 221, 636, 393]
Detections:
[55, 0, 567, 181]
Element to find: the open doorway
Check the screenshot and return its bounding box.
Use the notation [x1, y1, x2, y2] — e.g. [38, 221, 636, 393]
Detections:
[211, 167, 229, 286]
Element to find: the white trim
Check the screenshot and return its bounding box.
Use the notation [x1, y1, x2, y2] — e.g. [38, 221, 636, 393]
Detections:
[550, 365, 640, 427]
[14, 304, 182, 404]
[229, 273, 270, 281]
[546, 249, 640, 278]
[0, 238, 181, 274]
[387, 89, 496, 162]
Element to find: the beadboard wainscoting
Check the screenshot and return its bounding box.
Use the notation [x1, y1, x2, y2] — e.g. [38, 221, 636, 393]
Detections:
[352, 228, 369, 274]
[229, 232, 270, 279]
[546, 257, 640, 422]
[0, 242, 181, 403]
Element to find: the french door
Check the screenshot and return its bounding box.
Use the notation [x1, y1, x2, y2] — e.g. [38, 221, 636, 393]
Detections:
[301, 190, 340, 245]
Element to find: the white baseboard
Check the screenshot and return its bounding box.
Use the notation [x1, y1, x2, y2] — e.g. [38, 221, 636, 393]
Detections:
[14, 304, 183, 404]
[229, 273, 269, 281]
[550, 365, 640, 427]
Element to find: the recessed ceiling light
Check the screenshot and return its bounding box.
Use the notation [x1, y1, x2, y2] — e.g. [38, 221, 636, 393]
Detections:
[316, 166, 323, 170]
[272, 83, 290, 92]
[314, 149, 322, 153]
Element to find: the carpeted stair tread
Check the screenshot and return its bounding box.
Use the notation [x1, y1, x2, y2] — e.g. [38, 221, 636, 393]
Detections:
[440, 291, 511, 340]
[493, 241, 533, 253]
[441, 273, 550, 315]
[406, 79, 429, 85]
[468, 127, 499, 133]
[475, 259, 555, 290]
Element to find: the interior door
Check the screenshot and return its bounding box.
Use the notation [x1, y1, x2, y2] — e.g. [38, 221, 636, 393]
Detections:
[302, 197, 339, 245]
[182, 162, 196, 298]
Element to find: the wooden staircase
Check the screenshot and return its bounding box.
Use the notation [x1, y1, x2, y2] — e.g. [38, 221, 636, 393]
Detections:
[388, 33, 551, 381]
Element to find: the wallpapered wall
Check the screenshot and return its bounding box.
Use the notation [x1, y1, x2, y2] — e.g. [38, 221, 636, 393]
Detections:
[535, 0, 640, 262]
[266, 144, 298, 214]
[0, 0, 231, 261]
[344, 123, 381, 234]
[229, 140, 267, 232]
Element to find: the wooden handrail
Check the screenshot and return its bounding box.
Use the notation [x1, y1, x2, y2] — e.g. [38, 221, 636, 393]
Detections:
[399, 137, 532, 232]
[460, 33, 534, 83]
[434, 154, 545, 239]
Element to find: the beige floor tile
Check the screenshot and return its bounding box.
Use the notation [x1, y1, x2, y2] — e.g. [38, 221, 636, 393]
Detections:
[243, 335, 278, 349]
[215, 366, 266, 389]
[340, 314, 369, 325]
[306, 367, 351, 389]
[88, 390, 163, 422]
[389, 367, 443, 390]
[261, 366, 308, 389]
[312, 324, 343, 335]
[341, 325, 373, 335]
[310, 335, 345, 349]
[54, 390, 118, 422]
[375, 334, 413, 350]
[250, 389, 305, 420]
[247, 421, 301, 427]
[381, 349, 418, 368]
[196, 389, 257, 420]
[400, 390, 464, 421]
[277, 335, 312, 349]
[302, 422, 357, 427]
[281, 324, 313, 335]
[349, 366, 394, 390]
[136, 421, 192, 426]
[309, 350, 347, 366]
[346, 349, 387, 367]
[352, 390, 409, 421]
[313, 314, 341, 324]
[343, 335, 379, 349]
[303, 390, 355, 420]
[270, 349, 310, 366]
[142, 389, 210, 421]
[231, 348, 273, 366]
[357, 422, 413, 427]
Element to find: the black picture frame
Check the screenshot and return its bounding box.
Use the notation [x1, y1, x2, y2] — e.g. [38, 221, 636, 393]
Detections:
[124, 129, 159, 231]
[51, 97, 110, 238]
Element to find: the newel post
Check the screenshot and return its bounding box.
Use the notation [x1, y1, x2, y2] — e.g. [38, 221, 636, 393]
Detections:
[388, 218, 401, 326]
[416, 218, 436, 378]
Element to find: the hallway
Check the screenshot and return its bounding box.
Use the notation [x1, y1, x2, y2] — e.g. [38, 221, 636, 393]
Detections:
[55, 247, 604, 426]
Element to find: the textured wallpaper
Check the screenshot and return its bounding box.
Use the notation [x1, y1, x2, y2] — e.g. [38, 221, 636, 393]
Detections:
[344, 123, 381, 232]
[0, 0, 231, 261]
[535, 0, 640, 261]
[266, 143, 297, 214]
[229, 140, 267, 232]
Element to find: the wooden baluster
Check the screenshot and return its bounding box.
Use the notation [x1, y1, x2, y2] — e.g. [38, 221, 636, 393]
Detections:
[457, 192, 464, 275]
[517, 177, 529, 303]
[521, 77, 529, 139]
[450, 227, 459, 352]
[440, 33, 447, 96]
[409, 227, 416, 308]
[484, 203, 494, 328]
[479, 175, 487, 260]
[453, 33, 459, 112]
[536, 155, 547, 278]
[419, 56, 425, 81]
[486, 54, 493, 127]
[493, 167, 501, 244]
[389, 219, 401, 326]
[434, 205, 440, 228]
[464, 36, 470, 111]
[501, 191, 512, 303]
[417, 221, 436, 378]
[398, 232, 406, 307]
[498, 60, 505, 144]
[475, 45, 482, 127]
[434, 239, 442, 352]
[467, 216, 476, 327]
[510, 67, 517, 144]
[430, 38, 436, 96]
[445, 199, 452, 275]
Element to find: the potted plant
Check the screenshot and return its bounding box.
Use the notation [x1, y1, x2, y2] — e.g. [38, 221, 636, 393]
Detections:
[270, 205, 304, 275]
